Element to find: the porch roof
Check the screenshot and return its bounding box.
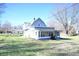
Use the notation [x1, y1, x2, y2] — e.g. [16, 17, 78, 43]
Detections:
[35, 27, 55, 31]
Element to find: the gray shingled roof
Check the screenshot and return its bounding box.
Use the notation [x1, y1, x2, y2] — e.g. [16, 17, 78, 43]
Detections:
[31, 18, 46, 27]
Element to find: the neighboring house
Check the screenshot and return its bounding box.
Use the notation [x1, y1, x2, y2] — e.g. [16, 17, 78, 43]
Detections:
[23, 18, 60, 40]
[12, 26, 23, 35]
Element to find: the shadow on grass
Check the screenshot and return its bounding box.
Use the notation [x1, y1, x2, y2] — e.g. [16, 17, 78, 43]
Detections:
[0, 41, 59, 56]
[0, 42, 42, 49]
[50, 53, 69, 56]
[39, 37, 71, 41]
[59, 37, 71, 40]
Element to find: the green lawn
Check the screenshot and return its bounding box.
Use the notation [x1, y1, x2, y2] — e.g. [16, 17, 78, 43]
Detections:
[0, 34, 79, 56]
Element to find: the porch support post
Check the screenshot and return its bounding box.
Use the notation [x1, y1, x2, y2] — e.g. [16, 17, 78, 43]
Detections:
[39, 31, 41, 37]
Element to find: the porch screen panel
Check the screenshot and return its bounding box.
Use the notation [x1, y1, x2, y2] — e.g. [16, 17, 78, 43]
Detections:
[41, 31, 49, 37]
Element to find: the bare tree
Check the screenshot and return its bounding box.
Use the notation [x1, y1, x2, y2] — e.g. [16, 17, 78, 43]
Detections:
[47, 19, 64, 31]
[2, 21, 12, 33]
[53, 4, 79, 35]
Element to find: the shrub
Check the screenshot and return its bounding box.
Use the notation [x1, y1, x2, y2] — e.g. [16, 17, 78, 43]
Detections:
[50, 33, 56, 40]
[68, 26, 77, 36]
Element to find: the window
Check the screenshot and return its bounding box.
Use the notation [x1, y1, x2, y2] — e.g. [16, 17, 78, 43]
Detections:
[38, 24, 40, 26]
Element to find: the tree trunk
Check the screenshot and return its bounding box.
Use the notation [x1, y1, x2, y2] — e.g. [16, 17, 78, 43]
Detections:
[66, 30, 68, 34]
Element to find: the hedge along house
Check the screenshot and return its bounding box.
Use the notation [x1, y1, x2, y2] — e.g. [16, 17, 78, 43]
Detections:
[23, 18, 60, 40]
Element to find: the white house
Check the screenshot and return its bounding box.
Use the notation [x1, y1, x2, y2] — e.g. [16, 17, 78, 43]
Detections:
[23, 18, 60, 40]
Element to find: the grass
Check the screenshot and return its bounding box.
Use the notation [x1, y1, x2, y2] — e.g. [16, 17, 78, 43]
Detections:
[0, 34, 79, 56]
